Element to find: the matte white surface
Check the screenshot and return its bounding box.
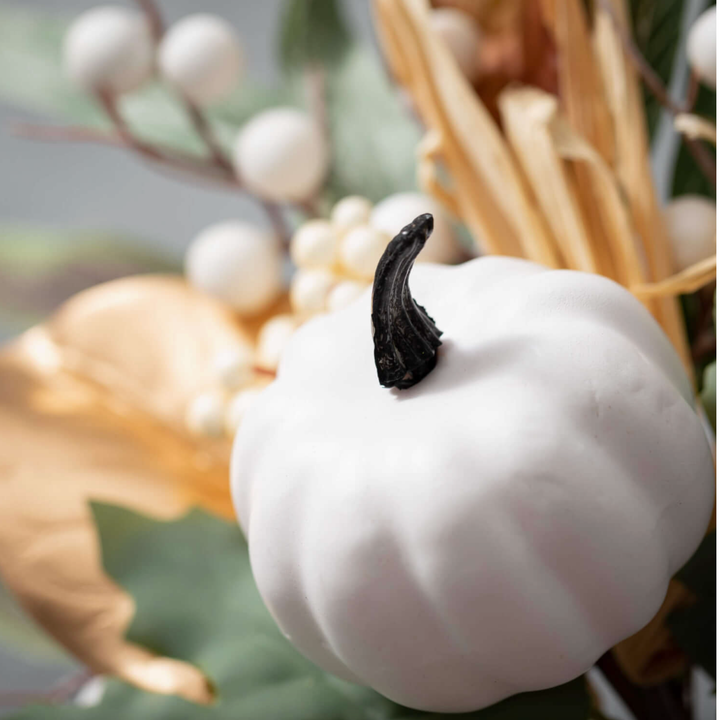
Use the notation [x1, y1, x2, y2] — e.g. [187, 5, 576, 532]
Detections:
[232, 257, 715, 712]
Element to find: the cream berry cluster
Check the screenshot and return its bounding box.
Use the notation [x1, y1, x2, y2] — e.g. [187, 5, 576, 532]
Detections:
[289, 192, 459, 320]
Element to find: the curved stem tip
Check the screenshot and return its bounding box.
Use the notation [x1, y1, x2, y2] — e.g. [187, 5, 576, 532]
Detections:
[371, 213, 443, 390]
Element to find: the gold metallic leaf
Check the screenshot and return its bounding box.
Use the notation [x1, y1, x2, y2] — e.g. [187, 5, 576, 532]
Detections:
[0, 276, 262, 703]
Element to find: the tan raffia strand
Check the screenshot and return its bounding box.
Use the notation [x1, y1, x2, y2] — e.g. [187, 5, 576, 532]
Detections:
[539, 0, 618, 279]
[593, 0, 692, 369]
[375, 0, 561, 266]
[674, 113, 717, 144]
[499, 89, 599, 273]
[632, 256, 718, 300]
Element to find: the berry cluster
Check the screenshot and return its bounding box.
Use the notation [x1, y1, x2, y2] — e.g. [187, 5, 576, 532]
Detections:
[289, 192, 459, 319]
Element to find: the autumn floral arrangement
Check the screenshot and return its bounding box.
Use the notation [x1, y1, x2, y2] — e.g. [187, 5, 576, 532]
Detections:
[0, 1, 716, 719]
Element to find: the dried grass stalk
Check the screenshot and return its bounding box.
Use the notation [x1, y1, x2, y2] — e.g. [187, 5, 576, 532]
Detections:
[674, 113, 717, 144]
[632, 256, 718, 299]
[592, 0, 691, 369]
[375, 0, 561, 266]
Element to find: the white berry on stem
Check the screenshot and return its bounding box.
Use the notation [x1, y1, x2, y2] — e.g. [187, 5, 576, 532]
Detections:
[339, 226, 390, 279]
[64, 6, 155, 94]
[233, 108, 328, 202]
[290, 268, 336, 317]
[255, 314, 298, 371]
[371, 192, 459, 264]
[212, 346, 255, 391]
[186, 391, 226, 437]
[326, 280, 368, 312]
[290, 220, 338, 269]
[664, 195, 716, 272]
[185, 221, 283, 316]
[429, 8, 482, 82]
[159, 14, 243, 106]
[687, 7, 716, 89]
[331, 196, 373, 233]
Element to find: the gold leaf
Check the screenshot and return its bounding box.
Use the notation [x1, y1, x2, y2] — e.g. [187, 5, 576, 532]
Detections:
[0, 276, 260, 702]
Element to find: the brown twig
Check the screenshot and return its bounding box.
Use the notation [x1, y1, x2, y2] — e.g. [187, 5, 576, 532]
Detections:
[133, 0, 292, 242]
[182, 98, 235, 172]
[597, 0, 716, 188]
[596, 653, 691, 720]
[134, 0, 163, 40]
[13, 122, 235, 186]
[305, 65, 330, 144]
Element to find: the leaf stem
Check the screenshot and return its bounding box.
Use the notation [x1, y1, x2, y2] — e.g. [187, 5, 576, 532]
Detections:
[134, 0, 164, 40]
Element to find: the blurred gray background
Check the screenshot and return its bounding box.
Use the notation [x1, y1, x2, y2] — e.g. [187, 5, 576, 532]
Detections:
[0, 2, 714, 719]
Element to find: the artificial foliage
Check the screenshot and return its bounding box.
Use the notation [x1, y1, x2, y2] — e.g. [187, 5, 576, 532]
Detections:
[0, 0, 715, 718]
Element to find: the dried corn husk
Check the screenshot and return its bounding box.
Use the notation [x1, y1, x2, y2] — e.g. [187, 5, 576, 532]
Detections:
[373, 0, 715, 687]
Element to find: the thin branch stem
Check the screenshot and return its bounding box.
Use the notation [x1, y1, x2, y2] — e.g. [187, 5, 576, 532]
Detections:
[597, 0, 716, 188]
[134, 0, 163, 40]
[596, 653, 691, 720]
[183, 98, 234, 172]
[132, 0, 292, 242]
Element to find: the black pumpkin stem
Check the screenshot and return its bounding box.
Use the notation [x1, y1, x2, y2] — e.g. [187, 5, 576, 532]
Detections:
[371, 213, 443, 390]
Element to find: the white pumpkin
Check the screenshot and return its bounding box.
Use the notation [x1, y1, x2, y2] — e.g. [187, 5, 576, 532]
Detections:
[232, 216, 713, 712]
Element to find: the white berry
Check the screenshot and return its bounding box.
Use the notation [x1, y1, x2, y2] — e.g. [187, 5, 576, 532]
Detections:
[430, 8, 482, 82]
[212, 345, 254, 391]
[326, 280, 368, 312]
[255, 314, 298, 371]
[664, 195, 716, 272]
[330, 196, 373, 233]
[371, 192, 459, 264]
[64, 6, 154, 94]
[687, 7, 716, 88]
[290, 268, 336, 317]
[186, 391, 225, 437]
[185, 221, 283, 316]
[290, 220, 338, 269]
[159, 14, 243, 106]
[339, 226, 390, 279]
[226, 386, 266, 434]
[233, 108, 328, 202]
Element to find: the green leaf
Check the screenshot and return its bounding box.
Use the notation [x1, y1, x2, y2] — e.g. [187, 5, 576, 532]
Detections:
[323, 47, 421, 204]
[701, 361, 716, 432]
[672, 85, 717, 199]
[669, 533, 716, 677]
[278, 0, 352, 74]
[629, 0, 684, 138]
[277, 0, 419, 203]
[0, 226, 179, 341]
[9, 504, 590, 719]
[0, 5, 295, 155]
